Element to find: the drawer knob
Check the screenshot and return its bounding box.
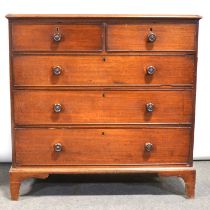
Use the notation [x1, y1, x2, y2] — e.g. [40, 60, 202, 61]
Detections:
[53, 104, 62, 113]
[52, 66, 62, 76]
[146, 66, 156, 75]
[146, 102, 154, 112]
[144, 142, 153, 152]
[54, 143, 62, 152]
[147, 31, 156, 43]
[53, 32, 62, 42]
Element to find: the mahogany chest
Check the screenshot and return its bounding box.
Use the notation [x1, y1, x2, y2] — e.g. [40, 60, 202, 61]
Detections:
[6, 14, 201, 200]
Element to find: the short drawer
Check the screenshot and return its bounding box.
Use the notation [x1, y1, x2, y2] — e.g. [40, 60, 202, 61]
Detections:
[13, 55, 194, 86]
[107, 23, 196, 51]
[15, 127, 191, 165]
[13, 90, 193, 125]
[12, 24, 102, 51]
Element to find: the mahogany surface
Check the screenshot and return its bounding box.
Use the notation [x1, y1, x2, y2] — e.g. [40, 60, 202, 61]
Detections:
[12, 24, 103, 52]
[15, 127, 191, 165]
[13, 90, 193, 124]
[107, 24, 196, 51]
[7, 14, 200, 200]
[13, 55, 194, 86]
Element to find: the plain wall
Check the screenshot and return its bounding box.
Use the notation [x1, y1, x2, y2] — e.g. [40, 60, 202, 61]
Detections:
[0, 0, 209, 162]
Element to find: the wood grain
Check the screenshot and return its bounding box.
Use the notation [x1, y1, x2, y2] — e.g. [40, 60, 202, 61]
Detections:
[107, 24, 196, 51]
[13, 90, 193, 125]
[13, 55, 194, 86]
[12, 24, 103, 52]
[8, 15, 199, 200]
[15, 127, 191, 165]
[9, 166, 196, 200]
[10, 167, 49, 200]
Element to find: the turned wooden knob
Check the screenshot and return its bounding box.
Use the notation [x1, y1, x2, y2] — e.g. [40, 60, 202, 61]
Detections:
[144, 142, 153, 152]
[54, 143, 62, 152]
[146, 102, 154, 112]
[53, 104, 62, 113]
[147, 31, 156, 43]
[52, 66, 62, 76]
[146, 66, 156, 75]
[53, 32, 62, 42]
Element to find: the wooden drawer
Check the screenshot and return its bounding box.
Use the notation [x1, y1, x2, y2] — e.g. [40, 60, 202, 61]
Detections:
[13, 55, 194, 86]
[15, 127, 191, 165]
[107, 23, 196, 51]
[13, 90, 193, 125]
[12, 24, 102, 51]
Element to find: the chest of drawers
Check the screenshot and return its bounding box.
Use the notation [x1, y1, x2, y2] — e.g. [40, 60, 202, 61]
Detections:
[7, 14, 201, 200]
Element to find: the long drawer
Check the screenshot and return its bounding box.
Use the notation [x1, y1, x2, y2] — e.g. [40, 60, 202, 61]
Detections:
[107, 23, 196, 51]
[13, 55, 194, 86]
[13, 90, 193, 125]
[15, 127, 191, 165]
[12, 24, 103, 51]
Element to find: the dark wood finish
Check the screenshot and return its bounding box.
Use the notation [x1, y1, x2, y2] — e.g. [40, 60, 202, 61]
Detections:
[7, 14, 200, 200]
[13, 55, 194, 86]
[12, 24, 103, 52]
[107, 24, 196, 51]
[13, 90, 193, 124]
[15, 127, 191, 165]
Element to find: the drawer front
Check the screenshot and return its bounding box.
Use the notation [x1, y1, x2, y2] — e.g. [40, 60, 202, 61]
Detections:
[15, 128, 191, 165]
[12, 24, 102, 51]
[107, 24, 196, 51]
[13, 55, 194, 86]
[14, 90, 193, 125]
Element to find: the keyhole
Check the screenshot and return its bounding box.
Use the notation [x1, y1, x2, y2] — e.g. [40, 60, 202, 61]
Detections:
[102, 57, 106, 62]
[101, 132, 105, 135]
[102, 93, 105, 97]
[150, 27, 153, 31]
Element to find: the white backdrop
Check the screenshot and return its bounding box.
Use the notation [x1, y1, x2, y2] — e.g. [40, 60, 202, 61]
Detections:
[0, 0, 209, 162]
